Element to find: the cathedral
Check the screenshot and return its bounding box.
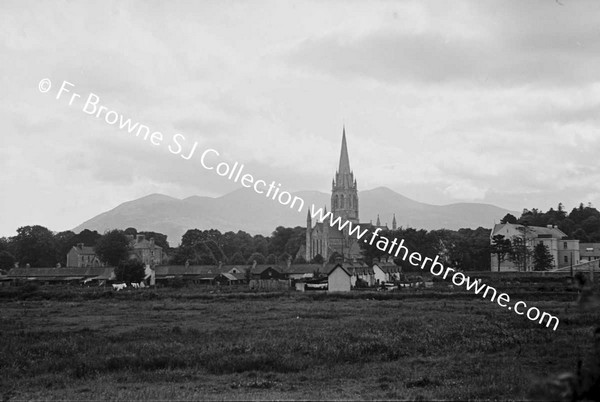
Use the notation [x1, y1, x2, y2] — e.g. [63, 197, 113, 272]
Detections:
[305, 128, 395, 262]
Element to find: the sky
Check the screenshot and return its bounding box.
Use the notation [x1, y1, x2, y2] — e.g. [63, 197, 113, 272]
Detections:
[2, 0, 600, 237]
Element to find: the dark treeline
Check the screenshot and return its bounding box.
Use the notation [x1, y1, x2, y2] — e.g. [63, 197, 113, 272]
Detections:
[171, 226, 306, 266]
[504, 202, 600, 242]
[0, 225, 307, 269]
[360, 226, 492, 271]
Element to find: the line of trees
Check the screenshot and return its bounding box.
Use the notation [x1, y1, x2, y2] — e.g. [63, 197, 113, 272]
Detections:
[359, 226, 492, 271]
[504, 202, 600, 242]
[0, 225, 310, 269]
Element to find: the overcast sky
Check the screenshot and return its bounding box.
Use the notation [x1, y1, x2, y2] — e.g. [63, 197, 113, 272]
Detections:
[2, 0, 600, 237]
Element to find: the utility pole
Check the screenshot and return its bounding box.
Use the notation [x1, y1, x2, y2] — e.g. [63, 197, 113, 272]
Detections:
[570, 250, 573, 277]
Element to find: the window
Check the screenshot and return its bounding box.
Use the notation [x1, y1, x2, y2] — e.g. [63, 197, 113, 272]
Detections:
[564, 255, 568, 263]
[564, 242, 568, 249]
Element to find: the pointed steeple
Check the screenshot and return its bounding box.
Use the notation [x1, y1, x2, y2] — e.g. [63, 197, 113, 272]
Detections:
[376, 214, 381, 226]
[392, 214, 397, 230]
[338, 127, 351, 175]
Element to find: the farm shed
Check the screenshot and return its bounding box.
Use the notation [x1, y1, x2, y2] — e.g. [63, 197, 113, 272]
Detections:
[214, 273, 241, 285]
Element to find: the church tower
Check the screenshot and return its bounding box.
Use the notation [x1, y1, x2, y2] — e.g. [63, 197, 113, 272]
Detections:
[331, 127, 359, 225]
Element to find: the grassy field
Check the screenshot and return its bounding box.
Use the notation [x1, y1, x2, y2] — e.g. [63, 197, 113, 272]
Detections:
[0, 284, 598, 400]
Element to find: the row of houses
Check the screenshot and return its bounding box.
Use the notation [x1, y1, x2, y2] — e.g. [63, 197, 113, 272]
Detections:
[0, 260, 403, 291]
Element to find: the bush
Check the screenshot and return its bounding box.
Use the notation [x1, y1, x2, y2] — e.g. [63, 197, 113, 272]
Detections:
[114, 259, 146, 284]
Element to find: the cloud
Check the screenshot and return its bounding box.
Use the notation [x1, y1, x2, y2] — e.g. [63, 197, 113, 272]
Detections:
[285, 1, 600, 86]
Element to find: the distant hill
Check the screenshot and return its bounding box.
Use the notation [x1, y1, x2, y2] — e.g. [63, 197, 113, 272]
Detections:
[72, 186, 517, 246]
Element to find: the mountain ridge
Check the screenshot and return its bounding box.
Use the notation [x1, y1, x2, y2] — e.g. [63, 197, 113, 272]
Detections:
[72, 186, 517, 246]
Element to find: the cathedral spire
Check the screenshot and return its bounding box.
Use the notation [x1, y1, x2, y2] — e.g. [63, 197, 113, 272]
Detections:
[338, 127, 351, 175]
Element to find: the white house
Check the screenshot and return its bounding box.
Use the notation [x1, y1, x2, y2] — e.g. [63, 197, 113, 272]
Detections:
[328, 264, 351, 292]
[490, 223, 580, 271]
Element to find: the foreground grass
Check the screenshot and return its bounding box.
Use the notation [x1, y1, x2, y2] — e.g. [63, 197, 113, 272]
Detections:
[0, 285, 597, 400]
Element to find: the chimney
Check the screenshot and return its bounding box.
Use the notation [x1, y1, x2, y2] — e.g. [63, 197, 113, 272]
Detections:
[252, 260, 257, 269]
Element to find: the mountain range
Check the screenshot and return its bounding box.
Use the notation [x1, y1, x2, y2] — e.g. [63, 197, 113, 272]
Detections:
[72, 186, 517, 246]
[73, 187, 516, 246]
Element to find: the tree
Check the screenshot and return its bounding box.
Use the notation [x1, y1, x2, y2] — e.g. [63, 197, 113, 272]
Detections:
[229, 252, 246, 265]
[124, 227, 138, 237]
[533, 243, 554, 271]
[500, 213, 518, 224]
[311, 254, 324, 264]
[114, 259, 146, 284]
[138, 231, 170, 250]
[491, 235, 512, 272]
[509, 226, 533, 271]
[11, 225, 57, 267]
[328, 251, 343, 263]
[54, 230, 75, 267]
[246, 252, 266, 265]
[73, 229, 102, 247]
[265, 253, 278, 264]
[0, 251, 16, 270]
[95, 229, 131, 266]
[278, 252, 291, 264]
[293, 255, 307, 264]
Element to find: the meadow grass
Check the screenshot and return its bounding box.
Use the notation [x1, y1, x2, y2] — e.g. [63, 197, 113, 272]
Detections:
[0, 284, 597, 400]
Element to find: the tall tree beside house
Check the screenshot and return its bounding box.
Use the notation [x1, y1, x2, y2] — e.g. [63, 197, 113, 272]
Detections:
[138, 231, 169, 250]
[71, 229, 102, 249]
[491, 234, 512, 272]
[508, 230, 533, 272]
[54, 230, 75, 266]
[11, 225, 58, 267]
[94, 229, 131, 266]
[114, 259, 145, 284]
[533, 243, 554, 271]
[500, 213, 518, 224]
[124, 227, 138, 237]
